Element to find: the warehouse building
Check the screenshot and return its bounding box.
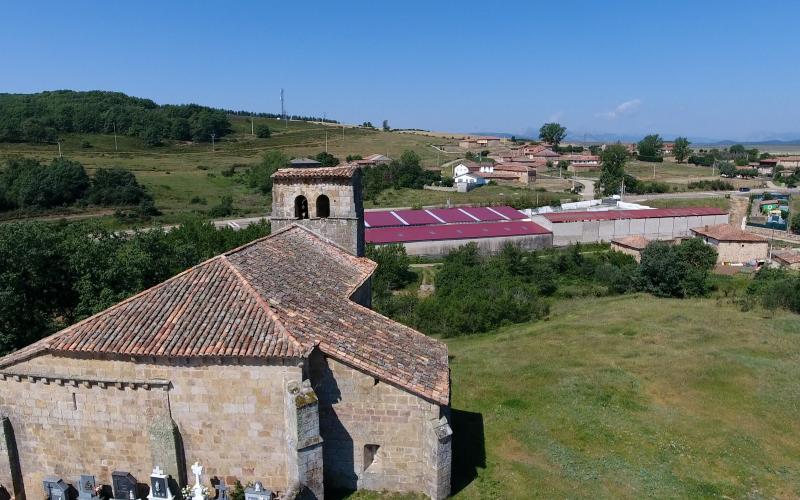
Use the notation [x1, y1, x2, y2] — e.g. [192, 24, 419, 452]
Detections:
[531, 207, 729, 246]
[365, 206, 552, 256]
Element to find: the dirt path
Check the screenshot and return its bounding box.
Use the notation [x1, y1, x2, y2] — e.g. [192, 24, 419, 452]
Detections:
[729, 196, 749, 228]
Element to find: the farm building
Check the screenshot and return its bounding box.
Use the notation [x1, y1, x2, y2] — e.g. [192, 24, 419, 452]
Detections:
[773, 250, 800, 269]
[530, 207, 729, 246]
[564, 155, 600, 172]
[610, 235, 651, 262]
[777, 156, 800, 169]
[354, 153, 392, 167]
[365, 206, 552, 256]
[690, 225, 769, 265]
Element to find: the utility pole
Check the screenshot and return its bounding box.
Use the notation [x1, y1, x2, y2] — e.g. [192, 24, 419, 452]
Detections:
[211, 133, 216, 152]
[325, 130, 328, 153]
[113, 122, 118, 151]
[281, 88, 287, 129]
[251, 117, 254, 136]
[57, 139, 62, 158]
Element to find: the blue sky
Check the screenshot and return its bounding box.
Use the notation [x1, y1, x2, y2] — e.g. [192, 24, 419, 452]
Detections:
[2, 1, 799, 141]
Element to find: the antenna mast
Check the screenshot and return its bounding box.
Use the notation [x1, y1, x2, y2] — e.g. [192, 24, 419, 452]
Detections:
[281, 88, 287, 129]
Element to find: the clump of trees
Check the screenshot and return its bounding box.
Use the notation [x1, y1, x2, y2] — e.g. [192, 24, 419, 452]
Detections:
[539, 122, 567, 147]
[0, 158, 152, 211]
[673, 137, 691, 162]
[637, 134, 664, 162]
[687, 179, 734, 191]
[246, 150, 289, 194]
[362, 151, 441, 202]
[0, 218, 271, 354]
[369, 237, 719, 337]
[0, 90, 231, 145]
[743, 267, 800, 313]
[597, 144, 629, 195]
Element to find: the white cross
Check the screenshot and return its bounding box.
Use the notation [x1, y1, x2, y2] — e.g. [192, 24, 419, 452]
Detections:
[152, 466, 164, 476]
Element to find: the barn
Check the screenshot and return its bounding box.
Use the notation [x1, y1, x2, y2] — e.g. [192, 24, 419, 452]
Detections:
[365, 206, 552, 256]
[531, 207, 729, 246]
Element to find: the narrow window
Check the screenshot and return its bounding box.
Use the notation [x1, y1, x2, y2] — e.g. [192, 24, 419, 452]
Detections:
[72, 392, 77, 410]
[294, 195, 309, 220]
[364, 444, 380, 471]
[316, 195, 330, 218]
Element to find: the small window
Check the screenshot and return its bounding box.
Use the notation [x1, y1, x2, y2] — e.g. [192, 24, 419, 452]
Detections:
[316, 195, 330, 218]
[294, 196, 309, 220]
[364, 444, 380, 471]
[72, 392, 77, 410]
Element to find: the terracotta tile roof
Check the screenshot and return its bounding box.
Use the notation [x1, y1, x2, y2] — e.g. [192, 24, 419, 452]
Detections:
[0, 225, 450, 405]
[773, 251, 800, 264]
[690, 224, 768, 243]
[492, 162, 534, 172]
[272, 165, 360, 180]
[611, 235, 651, 250]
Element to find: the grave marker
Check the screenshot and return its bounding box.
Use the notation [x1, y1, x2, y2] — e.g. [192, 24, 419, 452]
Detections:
[147, 467, 173, 500]
[77, 475, 98, 500]
[111, 471, 138, 500]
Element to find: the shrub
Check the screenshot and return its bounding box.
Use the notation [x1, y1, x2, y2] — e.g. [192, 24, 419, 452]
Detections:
[255, 124, 271, 138]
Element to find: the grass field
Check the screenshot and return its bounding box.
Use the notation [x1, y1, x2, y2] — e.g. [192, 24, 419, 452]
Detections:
[0, 116, 462, 222]
[446, 294, 800, 498]
[642, 196, 731, 211]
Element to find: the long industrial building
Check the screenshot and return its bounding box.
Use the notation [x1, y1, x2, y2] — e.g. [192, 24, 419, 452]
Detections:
[365, 206, 553, 256]
[530, 207, 729, 246]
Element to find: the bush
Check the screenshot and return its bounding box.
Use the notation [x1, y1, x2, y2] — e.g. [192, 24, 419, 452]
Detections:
[87, 168, 151, 206]
[687, 179, 734, 191]
[255, 124, 271, 138]
[208, 195, 234, 218]
[635, 238, 717, 297]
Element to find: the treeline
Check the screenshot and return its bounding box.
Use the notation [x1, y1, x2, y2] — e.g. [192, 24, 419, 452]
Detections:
[0, 90, 231, 145]
[362, 151, 441, 202]
[0, 158, 152, 212]
[370, 238, 718, 337]
[0, 219, 270, 355]
[225, 109, 339, 124]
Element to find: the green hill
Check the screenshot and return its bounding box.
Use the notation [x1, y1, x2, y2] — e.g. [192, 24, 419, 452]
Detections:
[447, 294, 800, 498]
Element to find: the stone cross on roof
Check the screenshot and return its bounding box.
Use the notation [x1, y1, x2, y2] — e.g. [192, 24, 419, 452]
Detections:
[151, 467, 164, 476]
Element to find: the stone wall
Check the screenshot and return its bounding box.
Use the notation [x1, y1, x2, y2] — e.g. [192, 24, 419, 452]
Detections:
[308, 351, 449, 499]
[712, 240, 769, 264]
[272, 174, 365, 256]
[0, 354, 304, 497]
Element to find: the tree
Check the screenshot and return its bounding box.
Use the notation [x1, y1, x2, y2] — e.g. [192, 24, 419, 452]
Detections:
[314, 152, 340, 168]
[637, 134, 664, 162]
[246, 150, 288, 194]
[673, 137, 691, 163]
[635, 238, 717, 297]
[382, 120, 390, 132]
[597, 144, 628, 196]
[87, 168, 151, 206]
[255, 124, 271, 138]
[791, 213, 800, 234]
[538, 123, 567, 147]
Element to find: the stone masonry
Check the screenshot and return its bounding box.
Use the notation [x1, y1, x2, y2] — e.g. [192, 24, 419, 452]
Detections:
[271, 167, 365, 256]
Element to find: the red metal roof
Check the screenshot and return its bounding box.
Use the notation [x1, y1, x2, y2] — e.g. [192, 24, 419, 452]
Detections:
[366, 221, 551, 244]
[364, 206, 526, 228]
[543, 207, 727, 223]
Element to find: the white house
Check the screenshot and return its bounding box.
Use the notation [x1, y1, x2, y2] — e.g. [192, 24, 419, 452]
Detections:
[454, 172, 487, 186]
[453, 161, 494, 177]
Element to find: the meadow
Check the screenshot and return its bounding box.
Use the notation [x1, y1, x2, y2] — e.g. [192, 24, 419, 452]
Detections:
[446, 294, 800, 498]
[0, 116, 462, 223]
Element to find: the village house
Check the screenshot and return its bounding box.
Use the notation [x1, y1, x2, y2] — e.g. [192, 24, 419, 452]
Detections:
[0, 165, 452, 500]
[523, 145, 559, 160]
[563, 154, 600, 172]
[353, 154, 392, 167]
[777, 156, 800, 169]
[690, 224, 769, 265]
[772, 250, 800, 270]
[662, 142, 674, 156]
[289, 157, 322, 168]
[610, 235, 651, 262]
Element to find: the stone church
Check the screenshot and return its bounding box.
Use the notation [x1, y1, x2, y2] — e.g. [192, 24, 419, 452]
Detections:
[0, 165, 452, 499]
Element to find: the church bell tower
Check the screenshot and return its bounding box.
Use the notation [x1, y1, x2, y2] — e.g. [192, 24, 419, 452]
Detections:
[270, 165, 365, 256]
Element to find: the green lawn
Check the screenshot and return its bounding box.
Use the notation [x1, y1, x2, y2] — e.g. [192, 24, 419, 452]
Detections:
[446, 294, 800, 498]
[643, 197, 731, 211]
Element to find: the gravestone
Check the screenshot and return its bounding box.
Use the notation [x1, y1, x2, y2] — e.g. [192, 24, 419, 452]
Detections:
[111, 472, 138, 500]
[43, 478, 71, 500]
[244, 482, 272, 500]
[147, 467, 173, 500]
[77, 475, 98, 500]
[213, 480, 229, 500]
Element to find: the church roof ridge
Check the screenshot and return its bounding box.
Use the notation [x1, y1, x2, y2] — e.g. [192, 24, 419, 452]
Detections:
[0, 223, 449, 405]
